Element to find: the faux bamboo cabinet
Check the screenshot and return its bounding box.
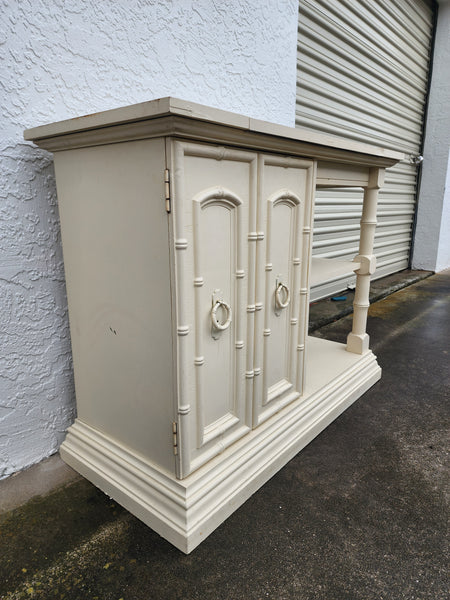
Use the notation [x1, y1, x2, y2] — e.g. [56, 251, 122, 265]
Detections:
[25, 98, 402, 553]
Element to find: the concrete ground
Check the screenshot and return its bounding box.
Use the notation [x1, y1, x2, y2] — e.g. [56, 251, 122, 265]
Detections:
[0, 269, 448, 600]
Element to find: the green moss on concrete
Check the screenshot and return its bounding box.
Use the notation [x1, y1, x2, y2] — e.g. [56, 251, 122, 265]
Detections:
[308, 269, 432, 333]
[0, 479, 126, 598]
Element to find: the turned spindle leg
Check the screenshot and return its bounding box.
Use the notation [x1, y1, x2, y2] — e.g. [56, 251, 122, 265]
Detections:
[347, 168, 384, 354]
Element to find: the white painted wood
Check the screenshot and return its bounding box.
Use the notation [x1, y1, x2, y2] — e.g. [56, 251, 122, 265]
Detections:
[310, 257, 360, 288]
[61, 336, 381, 553]
[24, 97, 403, 168]
[168, 141, 256, 477]
[24, 96, 402, 164]
[316, 161, 369, 187]
[26, 98, 400, 552]
[347, 168, 384, 354]
[53, 138, 176, 474]
[253, 155, 315, 426]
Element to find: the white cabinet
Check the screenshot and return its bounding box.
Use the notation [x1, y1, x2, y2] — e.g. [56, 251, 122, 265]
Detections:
[170, 141, 315, 476]
[25, 98, 402, 553]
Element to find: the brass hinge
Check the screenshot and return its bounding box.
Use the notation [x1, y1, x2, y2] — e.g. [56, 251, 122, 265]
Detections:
[164, 169, 171, 213]
[172, 421, 178, 455]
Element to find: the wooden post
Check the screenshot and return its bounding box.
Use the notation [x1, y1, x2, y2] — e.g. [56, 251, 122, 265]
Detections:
[347, 167, 384, 354]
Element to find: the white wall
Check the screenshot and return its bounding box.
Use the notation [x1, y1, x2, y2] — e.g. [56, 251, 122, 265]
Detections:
[436, 151, 450, 272]
[0, 0, 299, 479]
[412, 0, 450, 272]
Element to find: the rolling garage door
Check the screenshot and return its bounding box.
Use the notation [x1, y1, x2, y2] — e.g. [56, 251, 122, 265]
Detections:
[297, 0, 435, 300]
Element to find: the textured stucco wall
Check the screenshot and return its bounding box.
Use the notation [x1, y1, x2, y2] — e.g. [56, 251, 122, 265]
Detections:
[412, 0, 450, 272]
[0, 0, 299, 479]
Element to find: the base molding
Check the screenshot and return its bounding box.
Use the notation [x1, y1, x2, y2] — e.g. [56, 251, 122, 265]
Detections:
[61, 344, 380, 553]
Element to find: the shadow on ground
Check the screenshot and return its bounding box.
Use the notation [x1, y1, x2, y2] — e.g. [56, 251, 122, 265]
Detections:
[1, 271, 448, 600]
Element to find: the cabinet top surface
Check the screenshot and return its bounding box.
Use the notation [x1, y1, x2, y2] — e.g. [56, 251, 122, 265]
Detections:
[24, 96, 403, 165]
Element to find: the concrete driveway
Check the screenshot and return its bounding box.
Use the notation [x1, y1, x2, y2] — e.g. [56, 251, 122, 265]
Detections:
[1, 270, 448, 600]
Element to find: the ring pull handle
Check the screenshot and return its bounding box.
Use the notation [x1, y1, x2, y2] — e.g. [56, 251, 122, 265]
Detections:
[275, 282, 290, 309]
[211, 300, 232, 331]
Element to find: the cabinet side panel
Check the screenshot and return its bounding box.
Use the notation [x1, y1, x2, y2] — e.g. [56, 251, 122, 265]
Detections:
[54, 138, 175, 474]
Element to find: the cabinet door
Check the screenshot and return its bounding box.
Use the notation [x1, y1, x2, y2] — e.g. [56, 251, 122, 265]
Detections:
[170, 141, 257, 477]
[253, 155, 315, 426]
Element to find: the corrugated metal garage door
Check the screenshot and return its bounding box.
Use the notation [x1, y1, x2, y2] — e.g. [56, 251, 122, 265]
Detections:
[297, 0, 435, 300]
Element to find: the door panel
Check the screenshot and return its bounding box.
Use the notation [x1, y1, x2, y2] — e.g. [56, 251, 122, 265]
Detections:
[171, 141, 257, 476]
[193, 191, 240, 443]
[253, 155, 315, 426]
[264, 197, 299, 400]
